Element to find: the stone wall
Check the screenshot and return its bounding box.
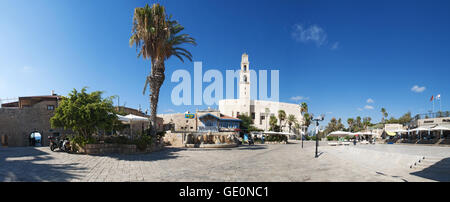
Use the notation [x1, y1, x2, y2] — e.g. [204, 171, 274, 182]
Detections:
[163, 132, 185, 147]
[0, 101, 69, 147]
[163, 131, 238, 147]
[159, 113, 198, 132]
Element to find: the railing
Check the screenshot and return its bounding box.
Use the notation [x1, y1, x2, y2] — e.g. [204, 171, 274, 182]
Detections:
[413, 111, 450, 120]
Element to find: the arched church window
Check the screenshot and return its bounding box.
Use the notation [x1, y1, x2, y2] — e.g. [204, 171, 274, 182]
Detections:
[243, 75, 247, 82]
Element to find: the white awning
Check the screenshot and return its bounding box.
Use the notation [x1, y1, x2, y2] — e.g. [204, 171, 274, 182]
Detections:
[431, 126, 450, 131]
[410, 127, 430, 132]
[328, 131, 351, 137]
[117, 114, 129, 122]
[361, 132, 378, 135]
[124, 114, 149, 122]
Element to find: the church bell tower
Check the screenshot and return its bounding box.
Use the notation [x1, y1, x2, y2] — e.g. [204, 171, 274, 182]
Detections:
[240, 53, 250, 100]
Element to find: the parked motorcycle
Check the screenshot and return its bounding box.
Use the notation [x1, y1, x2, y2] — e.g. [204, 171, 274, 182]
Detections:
[48, 136, 71, 152]
[248, 136, 255, 145]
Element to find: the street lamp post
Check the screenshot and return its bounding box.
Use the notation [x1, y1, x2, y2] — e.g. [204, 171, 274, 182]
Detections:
[301, 125, 306, 149]
[311, 114, 325, 158]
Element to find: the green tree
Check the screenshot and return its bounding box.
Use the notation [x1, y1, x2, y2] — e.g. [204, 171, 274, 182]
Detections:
[237, 114, 260, 132]
[363, 117, 372, 130]
[347, 118, 354, 132]
[278, 110, 286, 130]
[386, 117, 399, 124]
[294, 122, 301, 134]
[269, 115, 278, 132]
[300, 102, 308, 114]
[303, 112, 311, 135]
[398, 112, 412, 125]
[324, 117, 338, 134]
[355, 116, 362, 131]
[381, 108, 388, 124]
[50, 88, 118, 139]
[287, 114, 297, 133]
[300, 103, 309, 135]
[130, 3, 196, 136]
[337, 118, 345, 131]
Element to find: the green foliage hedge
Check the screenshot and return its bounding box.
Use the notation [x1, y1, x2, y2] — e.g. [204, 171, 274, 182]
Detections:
[265, 134, 287, 142]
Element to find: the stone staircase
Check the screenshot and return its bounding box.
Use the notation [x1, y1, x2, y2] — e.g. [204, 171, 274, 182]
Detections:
[409, 156, 449, 172]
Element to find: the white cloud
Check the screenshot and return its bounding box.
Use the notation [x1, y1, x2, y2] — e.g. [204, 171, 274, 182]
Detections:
[330, 42, 339, 50]
[290, 96, 309, 101]
[326, 112, 333, 114]
[292, 24, 328, 47]
[357, 108, 363, 111]
[366, 98, 374, 103]
[21, 66, 33, 73]
[411, 85, 426, 93]
[364, 105, 374, 110]
[165, 109, 175, 113]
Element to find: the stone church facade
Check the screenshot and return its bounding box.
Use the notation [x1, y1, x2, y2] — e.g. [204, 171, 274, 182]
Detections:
[219, 53, 304, 133]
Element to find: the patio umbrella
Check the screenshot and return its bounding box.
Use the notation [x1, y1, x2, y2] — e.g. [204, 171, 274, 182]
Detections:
[117, 114, 129, 122]
[124, 114, 150, 138]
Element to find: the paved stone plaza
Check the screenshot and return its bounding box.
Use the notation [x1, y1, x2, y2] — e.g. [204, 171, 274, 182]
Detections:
[1, 141, 449, 182]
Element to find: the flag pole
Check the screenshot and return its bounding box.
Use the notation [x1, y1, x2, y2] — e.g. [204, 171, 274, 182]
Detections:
[433, 96, 435, 113]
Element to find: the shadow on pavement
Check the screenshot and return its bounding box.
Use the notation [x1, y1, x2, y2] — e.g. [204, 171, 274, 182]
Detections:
[236, 145, 268, 150]
[0, 147, 86, 182]
[410, 157, 450, 182]
[90, 147, 184, 162]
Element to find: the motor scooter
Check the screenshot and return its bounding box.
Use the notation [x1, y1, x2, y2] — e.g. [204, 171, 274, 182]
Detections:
[48, 136, 71, 152]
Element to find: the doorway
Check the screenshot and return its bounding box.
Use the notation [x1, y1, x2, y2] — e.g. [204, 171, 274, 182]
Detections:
[29, 132, 42, 147]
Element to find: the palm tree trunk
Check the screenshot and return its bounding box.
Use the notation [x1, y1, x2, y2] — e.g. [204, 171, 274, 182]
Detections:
[149, 59, 165, 137]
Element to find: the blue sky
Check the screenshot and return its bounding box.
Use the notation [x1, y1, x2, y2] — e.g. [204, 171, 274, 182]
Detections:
[1, 0, 449, 126]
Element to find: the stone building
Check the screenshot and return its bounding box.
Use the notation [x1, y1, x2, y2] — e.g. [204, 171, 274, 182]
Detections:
[0, 93, 69, 147]
[159, 108, 241, 133]
[115, 106, 164, 134]
[0, 92, 162, 147]
[219, 53, 304, 133]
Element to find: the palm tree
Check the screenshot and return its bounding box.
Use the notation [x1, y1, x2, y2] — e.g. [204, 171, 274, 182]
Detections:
[278, 110, 286, 131]
[287, 114, 297, 133]
[303, 112, 311, 136]
[300, 102, 308, 114]
[269, 115, 278, 131]
[380, 108, 388, 124]
[300, 102, 308, 134]
[294, 122, 301, 135]
[130, 3, 196, 135]
[347, 118, 354, 132]
[264, 108, 270, 131]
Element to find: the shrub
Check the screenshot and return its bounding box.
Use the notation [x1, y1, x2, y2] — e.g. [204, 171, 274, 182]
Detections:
[70, 135, 97, 148]
[265, 134, 287, 142]
[104, 135, 132, 144]
[134, 135, 152, 151]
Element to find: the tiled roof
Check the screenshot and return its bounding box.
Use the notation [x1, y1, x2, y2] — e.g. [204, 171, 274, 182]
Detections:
[20, 95, 61, 99]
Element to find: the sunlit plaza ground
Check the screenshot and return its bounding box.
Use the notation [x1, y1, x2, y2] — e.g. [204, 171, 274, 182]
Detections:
[1, 142, 449, 182]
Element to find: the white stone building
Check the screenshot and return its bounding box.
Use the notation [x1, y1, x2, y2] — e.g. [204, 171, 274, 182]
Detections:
[219, 53, 304, 133]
